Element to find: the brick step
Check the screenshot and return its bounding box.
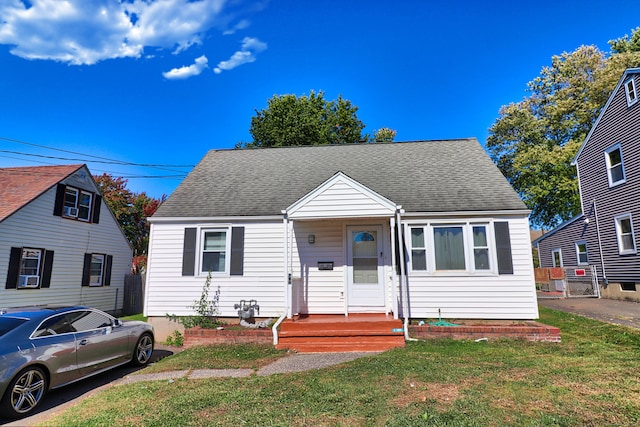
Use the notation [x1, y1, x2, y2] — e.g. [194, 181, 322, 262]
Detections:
[277, 334, 405, 353]
[279, 328, 404, 338]
[276, 341, 404, 352]
[280, 321, 402, 333]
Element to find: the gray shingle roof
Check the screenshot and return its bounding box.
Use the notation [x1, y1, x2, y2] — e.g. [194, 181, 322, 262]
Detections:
[153, 139, 526, 218]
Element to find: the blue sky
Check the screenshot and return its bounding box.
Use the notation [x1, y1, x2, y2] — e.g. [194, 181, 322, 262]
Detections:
[1, 0, 639, 199]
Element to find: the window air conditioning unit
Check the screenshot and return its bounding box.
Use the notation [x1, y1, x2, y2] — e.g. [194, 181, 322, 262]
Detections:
[63, 206, 79, 217]
[18, 275, 40, 288]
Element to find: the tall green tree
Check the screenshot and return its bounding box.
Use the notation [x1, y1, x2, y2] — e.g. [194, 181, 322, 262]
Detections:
[487, 29, 640, 228]
[93, 173, 165, 273]
[240, 90, 366, 148]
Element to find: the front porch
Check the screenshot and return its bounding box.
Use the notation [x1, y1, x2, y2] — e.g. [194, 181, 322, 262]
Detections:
[276, 313, 405, 352]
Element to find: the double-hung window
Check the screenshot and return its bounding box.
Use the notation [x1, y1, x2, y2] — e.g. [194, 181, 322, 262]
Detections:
[625, 78, 637, 107]
[552, 249, 562, 267]
[410, 228, 427, 271]
[200, 229, 230, 274]
[408, 222, 494, 274]
[575, 241, 588, 265]
[615, 214, 636, 255]
[63, 186, 93, 221]
[19, 248, 42, 288]
[90, 255, 105, 286]
[605, 144, 626, 187]
[82, 253, 112, 287]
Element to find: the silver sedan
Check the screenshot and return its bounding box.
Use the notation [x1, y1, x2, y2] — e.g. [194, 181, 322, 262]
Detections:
[0, 305, 154, 419]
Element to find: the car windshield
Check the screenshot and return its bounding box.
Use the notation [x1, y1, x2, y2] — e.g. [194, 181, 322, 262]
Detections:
[0, 317, 28, 338]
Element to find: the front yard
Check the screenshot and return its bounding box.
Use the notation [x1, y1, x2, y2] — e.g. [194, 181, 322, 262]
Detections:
[41, 307, 640, 426]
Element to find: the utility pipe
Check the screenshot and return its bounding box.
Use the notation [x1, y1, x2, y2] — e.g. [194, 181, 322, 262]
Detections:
[395, 208, 411, 340]
[273, 212, 290, 345]
[390, 216, 398, 320]
[593, 199, 607, 285]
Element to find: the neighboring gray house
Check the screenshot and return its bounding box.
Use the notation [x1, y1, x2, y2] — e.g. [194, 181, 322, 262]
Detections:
[0, 164, 132, 313]
[536, 67, 640, 301]
[145, 139, 539, 342]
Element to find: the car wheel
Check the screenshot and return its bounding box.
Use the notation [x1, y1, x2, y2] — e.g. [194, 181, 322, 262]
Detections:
[132, 333, 154, 366]
[0, 366, 48, 419]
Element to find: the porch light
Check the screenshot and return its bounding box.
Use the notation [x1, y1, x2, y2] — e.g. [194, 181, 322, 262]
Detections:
[308, 234, 315, 244]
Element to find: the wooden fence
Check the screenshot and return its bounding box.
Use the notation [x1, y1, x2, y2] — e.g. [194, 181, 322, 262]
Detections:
[123, 274, 144, 315]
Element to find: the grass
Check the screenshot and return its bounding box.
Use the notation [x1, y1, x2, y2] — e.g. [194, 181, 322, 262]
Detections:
[142, 343, 286, 372]
[120, 313, 147, 322]
[40, 307, 640, 426]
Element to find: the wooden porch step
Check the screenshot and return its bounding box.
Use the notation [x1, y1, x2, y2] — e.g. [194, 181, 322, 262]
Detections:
[276, 314, 406, 353]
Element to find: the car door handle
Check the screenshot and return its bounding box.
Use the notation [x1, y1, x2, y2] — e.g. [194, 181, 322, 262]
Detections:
[79, 339, 89, 346]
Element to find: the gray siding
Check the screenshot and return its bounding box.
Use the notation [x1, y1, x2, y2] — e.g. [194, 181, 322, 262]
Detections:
[575, 72, 640, 283]
[537, 215, 601, 272]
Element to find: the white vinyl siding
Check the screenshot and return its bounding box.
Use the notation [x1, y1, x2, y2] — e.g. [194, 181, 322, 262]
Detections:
[146, 215, 536, 321]
[0, 171, 131, 312]
[145, 221, 285, 318]
[288, 177, 395, 219]
[398, 216, 538, 319]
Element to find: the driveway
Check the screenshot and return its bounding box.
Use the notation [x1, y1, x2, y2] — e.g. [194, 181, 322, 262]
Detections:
[538, 297, 640, 329]
[0, 346, 179, 427]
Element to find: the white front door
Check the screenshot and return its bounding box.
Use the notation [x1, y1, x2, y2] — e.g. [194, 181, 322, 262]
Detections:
[347, 226, 385, 310]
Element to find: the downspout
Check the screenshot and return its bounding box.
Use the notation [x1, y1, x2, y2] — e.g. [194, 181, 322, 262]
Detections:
[272, 211, 289, 345]
[593, 199, 608, 285]
[390, 216, 398, 320]
[396, 207, 412, 341]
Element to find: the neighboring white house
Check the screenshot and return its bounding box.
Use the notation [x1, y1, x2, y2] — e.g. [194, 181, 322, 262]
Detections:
[145, 139, 538, 339]
[0, 164, 132, 313]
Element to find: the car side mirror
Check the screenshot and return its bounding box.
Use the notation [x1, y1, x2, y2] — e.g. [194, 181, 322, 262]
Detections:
[114, 319, 123, 327]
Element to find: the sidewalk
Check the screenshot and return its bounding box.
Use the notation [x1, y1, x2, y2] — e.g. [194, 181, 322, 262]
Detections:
[538, 297, 640, 329]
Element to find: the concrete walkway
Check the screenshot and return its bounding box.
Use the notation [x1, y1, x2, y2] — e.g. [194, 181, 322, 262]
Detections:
[538, 297, 640, 329]
[118, 351, 377, 385]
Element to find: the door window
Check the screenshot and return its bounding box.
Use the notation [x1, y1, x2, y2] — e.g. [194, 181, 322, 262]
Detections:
[352, 231, 378, 283]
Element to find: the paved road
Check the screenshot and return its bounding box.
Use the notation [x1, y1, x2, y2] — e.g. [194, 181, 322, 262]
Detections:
[538, 297, 640, 329]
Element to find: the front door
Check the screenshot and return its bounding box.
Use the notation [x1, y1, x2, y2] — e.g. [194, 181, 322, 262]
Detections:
[347, 226, 385, 310]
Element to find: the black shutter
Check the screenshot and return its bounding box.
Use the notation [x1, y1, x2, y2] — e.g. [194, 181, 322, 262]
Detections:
[182, 228, 197, 276]
[494, 222, 514, 275]
[53, 184, 65, 217]
[82, 254, 92, 286]
[104, 255, 112, 286]
[230, 227, 245, 276]
[41, 250, 54, 288]
[92, 195, 102, 224]
[6, 247, 22, 289]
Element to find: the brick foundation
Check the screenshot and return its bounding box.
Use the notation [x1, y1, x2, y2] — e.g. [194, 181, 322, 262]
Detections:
[183, 326, 273, 348]
[408, 321, 561, 343]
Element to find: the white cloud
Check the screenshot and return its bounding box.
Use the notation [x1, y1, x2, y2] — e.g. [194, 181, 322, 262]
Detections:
[213, 36, 267, 74]
[0, 0, 263, 66]
[162, 55, 208, 80]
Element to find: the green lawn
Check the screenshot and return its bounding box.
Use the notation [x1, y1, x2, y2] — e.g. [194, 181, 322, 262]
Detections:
[40, 307, 640, 426]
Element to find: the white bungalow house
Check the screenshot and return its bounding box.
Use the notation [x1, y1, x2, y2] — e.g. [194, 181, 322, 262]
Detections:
[0, 164, 132, 313]
[144, 139, 538, 348]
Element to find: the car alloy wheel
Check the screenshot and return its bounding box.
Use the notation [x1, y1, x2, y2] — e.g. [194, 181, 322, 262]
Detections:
[134, 334, 153, 366]
[9, 367, 47, 416]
